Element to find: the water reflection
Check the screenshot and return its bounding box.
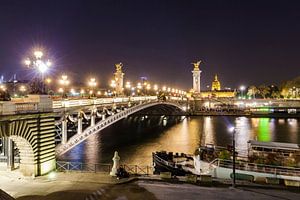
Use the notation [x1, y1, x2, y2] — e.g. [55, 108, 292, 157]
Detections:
[203, 117, 215, 145]
[235, 117, 250, 153]
[60, 116, 300, 165]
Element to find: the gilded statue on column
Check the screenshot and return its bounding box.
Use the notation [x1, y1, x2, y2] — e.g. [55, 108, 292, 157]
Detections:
[115, 62, 123, 72]
[191, 60, 201, 69]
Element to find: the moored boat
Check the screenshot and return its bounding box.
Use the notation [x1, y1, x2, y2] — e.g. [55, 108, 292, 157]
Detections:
[152, 151, 194, 176]
[194, 140, 300, 181]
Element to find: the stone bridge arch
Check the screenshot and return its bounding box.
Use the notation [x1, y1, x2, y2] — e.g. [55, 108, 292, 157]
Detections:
[0, 113, 56, 176]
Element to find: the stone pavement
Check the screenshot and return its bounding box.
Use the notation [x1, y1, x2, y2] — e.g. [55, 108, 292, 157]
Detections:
[0, 171, 299, 200]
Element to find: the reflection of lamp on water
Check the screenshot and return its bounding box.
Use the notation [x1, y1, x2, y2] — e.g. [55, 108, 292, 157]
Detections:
[228, 126, 236, 188]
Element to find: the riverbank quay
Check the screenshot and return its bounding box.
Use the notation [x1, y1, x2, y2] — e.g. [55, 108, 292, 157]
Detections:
[0, 171, 299, 200]
[189, 111, 300, 118]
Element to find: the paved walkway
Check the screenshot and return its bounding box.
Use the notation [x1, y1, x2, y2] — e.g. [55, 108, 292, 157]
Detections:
[0, 171, 299, 200]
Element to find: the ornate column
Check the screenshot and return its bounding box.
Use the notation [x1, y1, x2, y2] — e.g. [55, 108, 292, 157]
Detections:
[91, 106, 97, 127]
[61, 115, 68, 144]
[77, 111, 83, 135]
[114, 62, 124, 95]
[191, 61, 202, 93]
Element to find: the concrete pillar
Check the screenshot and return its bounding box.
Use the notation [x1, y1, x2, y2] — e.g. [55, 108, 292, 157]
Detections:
[61, 116, 68, 144]
[6, 138, 14, 170]
[110, 151, 120, 176]
[77, 112, 83, 135]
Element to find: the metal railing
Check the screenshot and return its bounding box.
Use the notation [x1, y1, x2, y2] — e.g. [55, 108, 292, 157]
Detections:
[210, 158, 300, 176]
[121, 164, 153, 175]
[56, 161, 112, 173]
[56, 161, 153, 175]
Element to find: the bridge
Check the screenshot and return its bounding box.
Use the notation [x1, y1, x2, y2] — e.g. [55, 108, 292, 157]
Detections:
[0, 94, 187, 176]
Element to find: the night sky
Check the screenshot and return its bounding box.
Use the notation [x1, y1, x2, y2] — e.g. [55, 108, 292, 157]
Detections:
[0, 0, 300, 89]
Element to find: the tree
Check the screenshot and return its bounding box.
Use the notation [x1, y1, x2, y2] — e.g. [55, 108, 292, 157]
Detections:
[280, 76, 300, 98]
[269, 85, 280, 99]
[247, 86, 259, 99]
[0, 90, 11, 101]
[258, 85, 270, 99]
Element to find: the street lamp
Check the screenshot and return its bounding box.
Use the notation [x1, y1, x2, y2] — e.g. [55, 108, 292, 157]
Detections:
[24, 50, 52, 94]
[59, 75, 70, 98]
[88, 78, 97, 97]
[19, 85, 27, 96]
[125, 81, 131, 96]
[228, 126, 236, 188]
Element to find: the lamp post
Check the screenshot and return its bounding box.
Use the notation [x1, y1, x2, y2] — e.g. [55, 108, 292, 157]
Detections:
[88, 78, 97, 97]
[19, 85, 27, 97]
[24, 50, 52, 94]
[110, 79, 117, 96]
[125, 81, 131, 96]
[229, 126, 236, 188]
[59, 75, 70, 98]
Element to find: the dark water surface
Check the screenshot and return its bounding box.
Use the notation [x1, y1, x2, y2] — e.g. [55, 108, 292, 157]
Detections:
[59, 116, 300, 165]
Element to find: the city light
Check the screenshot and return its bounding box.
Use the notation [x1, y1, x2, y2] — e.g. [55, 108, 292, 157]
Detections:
[110, 80, 116, 88]
[137, 82, 142, 89]
[45, 78, 52, 84]
[19, 85, 26, 92]
[58, 88, 64, 93]
[146, 84, 151, 90]
[34, 50, 43, 59]
[70, 88, 76, 95]
[88, 78, 97, 87]
[24, 58, 31, 66]
[125, 81, 131, 89]
[24, 49, 52, 94]
[59, 75, 70, 86]
[0, 84, 6, 91]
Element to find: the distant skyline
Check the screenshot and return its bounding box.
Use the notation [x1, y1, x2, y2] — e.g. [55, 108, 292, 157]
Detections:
[1, 0, 300, 89]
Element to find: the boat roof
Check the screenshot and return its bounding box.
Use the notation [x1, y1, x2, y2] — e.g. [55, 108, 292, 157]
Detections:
[248, 140, 300, 151]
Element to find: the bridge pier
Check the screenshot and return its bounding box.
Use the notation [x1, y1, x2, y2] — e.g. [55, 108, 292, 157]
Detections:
[0, 112, 56, 176]
[61, 116, 68, 144]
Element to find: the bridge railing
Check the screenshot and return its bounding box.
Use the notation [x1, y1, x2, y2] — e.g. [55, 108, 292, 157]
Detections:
[52, 96, 177, 109]
[56, 161, 153, 175]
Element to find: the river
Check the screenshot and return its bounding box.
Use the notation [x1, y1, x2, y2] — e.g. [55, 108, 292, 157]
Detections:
[59, 116, 300, 165]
